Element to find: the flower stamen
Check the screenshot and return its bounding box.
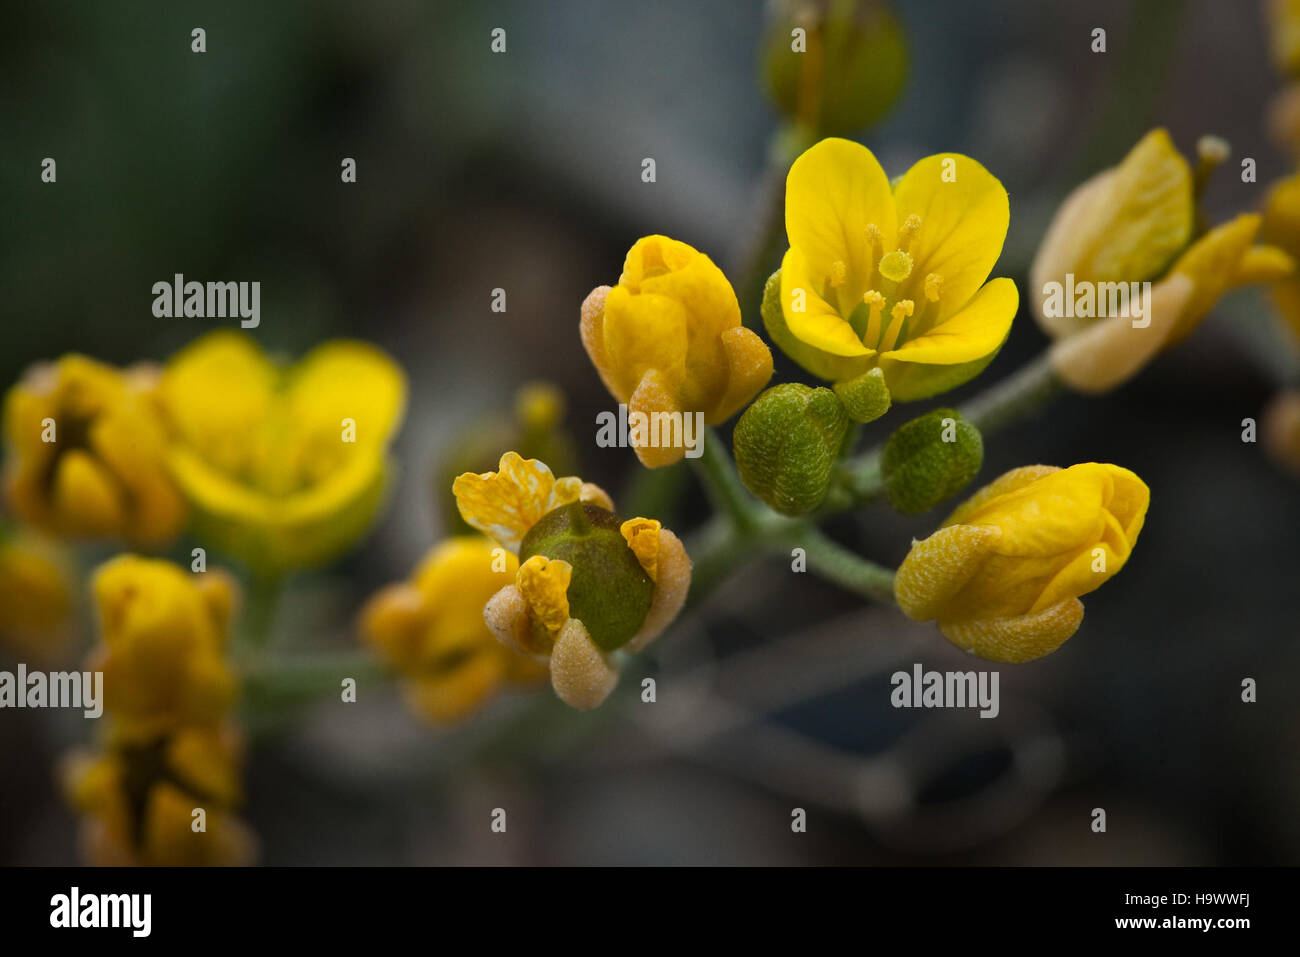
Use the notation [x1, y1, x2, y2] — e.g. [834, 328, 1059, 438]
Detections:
[828, 259, 848, 289]
[879, 300, 914, 352]
[862, 290, 885, 347]
[896, 214, 923, 253]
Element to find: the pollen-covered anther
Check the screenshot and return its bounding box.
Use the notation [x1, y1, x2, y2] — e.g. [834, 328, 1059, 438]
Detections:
[896, 214, 923, 252]
[924, 273, 943, 302]
[828, 260, 848, 288]
[878, 249, 913, 283]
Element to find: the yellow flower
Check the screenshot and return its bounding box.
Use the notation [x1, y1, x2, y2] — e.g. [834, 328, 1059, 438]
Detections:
[3, 356, 186, 546]
[1258, 170, 1300, 344]
[1032, 130, 1293, 392]
[360, 536, 547, 723]
[89, 555, 239, 741]
[157, 332, 406, 574]
[0, 530, 73, 661]
[1268, 0, 1300, 77]
[894, 463, 1149, 663]
[453, 452, 691, 709]
[766, 137, 1018, 400]
[63, 724, 254, 867]
[581, 235, 774, 467]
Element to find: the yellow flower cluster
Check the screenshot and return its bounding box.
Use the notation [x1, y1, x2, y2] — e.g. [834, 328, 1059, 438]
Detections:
[361, 536, 549, 723]
[1, 332, 407, 575]
[62, 556, 254, 866]
[453, 452, 691, 709]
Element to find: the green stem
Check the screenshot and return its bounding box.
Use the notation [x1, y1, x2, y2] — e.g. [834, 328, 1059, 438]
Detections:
[242, 573, 284, 652]
[691, 428, 764, 533]
[240, 652, 387, 715]
[957, 352, 1062, 435]
[797, 527, 897, 605]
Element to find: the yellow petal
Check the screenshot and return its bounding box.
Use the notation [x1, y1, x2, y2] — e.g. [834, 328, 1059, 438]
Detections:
[600, 285, 690, 401]
[628, 368, 686, 469]
[1165, 213, 1261, 343]
[53, 451, 124, 538]
[779, 248, 873, 357]
[879, 276, 1018, 365]
[942, 465, 1060, 527]
[709, 325, 775, 424]
[785, 137, 896, 296]
[516, 555, 572, 635]
[1048, 273, 1194, 394]
[1231, 245, 1294, 286]
[892, 153, 1010, 320]
[1030, 129, 1191, 338]
[939, 598, 1084, 663]
[452, 452, 583, 553]
[620, 518, 662, 581]
[894, 523, 1002, 622]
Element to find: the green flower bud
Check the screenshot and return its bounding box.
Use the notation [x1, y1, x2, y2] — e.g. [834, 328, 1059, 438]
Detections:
[733, 383, 850, 516]
[833, 366, 891, 423]
[519, 502, 653, 652]
[760, 0, 908, 137]
[881, 408, 983, 514]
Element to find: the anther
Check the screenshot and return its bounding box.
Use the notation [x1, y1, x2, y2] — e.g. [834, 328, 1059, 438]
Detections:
[896, 214, 923, 253]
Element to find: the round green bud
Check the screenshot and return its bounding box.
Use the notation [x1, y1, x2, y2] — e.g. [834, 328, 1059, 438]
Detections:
[881, 408, 983, 514]
[518, 502, 653, 652]
[833, 367, 891, 423]
[733, 383, 851, 516]
[760, 0, 908, 137]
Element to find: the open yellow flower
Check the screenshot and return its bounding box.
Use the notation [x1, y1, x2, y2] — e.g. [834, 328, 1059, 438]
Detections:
[89, 555, 239, 742]
[0, 530, 72, 661]
[453, 452, 691, 709]
[63, 724, 254, 867]
[895, 463, 1149, 663]
[360, 536, 548, 723]
[157, 332, 406, 574]
[3, 356, 186, 546]
[766, 137, 1017, 400]
[1032, 129, 1293, 392]
[581, 235, 774, 467]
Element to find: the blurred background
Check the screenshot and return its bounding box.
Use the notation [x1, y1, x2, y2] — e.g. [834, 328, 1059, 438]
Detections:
[2, 0, 1299, 865]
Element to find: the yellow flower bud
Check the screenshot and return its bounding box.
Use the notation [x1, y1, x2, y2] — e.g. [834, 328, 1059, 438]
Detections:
[359, 536, 547, 724]
[1035, 130, 1294, 391]
[581, 235, 774, 467]
[895, 463, 1149, 662]
[0, 530, 72, 661]
[3, 356, 186, 546]
[89, 555, 239, 741]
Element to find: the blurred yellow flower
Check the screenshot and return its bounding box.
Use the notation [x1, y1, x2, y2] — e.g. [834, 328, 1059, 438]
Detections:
[453, 452, 691, 709]
[766, 137, 1018, 400]
[581, 235, 774, 467]
[63, 724, 254, 867]
[157, 332, 406, 574]
[0, 530, 73, 661]
[3, 356, 186, 546]
[894, 463, 1149, 663]
[1268, 0, 1300, 77]
[360, 536, 547, 723]
[1032, 130, 1292, 392]
[1259, 170, 1300, 344]
[89, 555, 238, 742]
